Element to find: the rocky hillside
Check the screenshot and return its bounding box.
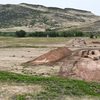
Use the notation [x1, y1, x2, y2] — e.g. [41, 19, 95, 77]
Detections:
[0, 3, 100, 32]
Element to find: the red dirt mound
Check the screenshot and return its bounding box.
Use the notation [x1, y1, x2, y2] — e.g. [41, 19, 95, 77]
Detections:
[73, 58, 100, 82]
[26, 47, 72, 65]
[59, 49, 100, 82]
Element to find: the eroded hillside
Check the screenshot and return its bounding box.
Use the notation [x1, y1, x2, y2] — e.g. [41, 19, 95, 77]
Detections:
[0, 3, 100, 32]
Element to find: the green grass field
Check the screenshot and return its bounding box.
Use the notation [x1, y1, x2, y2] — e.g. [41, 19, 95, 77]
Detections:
[0, 37, 70, 48]
[0, 71, 100, 100]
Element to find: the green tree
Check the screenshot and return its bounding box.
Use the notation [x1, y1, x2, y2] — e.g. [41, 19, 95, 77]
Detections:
[90, 34, 94, 39]
[15, 30, 26, 37]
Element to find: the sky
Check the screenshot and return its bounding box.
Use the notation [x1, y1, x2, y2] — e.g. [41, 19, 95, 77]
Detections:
[0, 0, 100, 15]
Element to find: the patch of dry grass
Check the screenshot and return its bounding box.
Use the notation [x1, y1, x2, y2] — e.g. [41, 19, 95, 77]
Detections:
[0, 37, 70, 48]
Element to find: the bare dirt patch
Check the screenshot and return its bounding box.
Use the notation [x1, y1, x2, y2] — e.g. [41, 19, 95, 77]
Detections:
[0, 47, 62, 76]
[22, 47, 72, 76]
[22, 65, 60, 76]
[0, 48, 51, 74]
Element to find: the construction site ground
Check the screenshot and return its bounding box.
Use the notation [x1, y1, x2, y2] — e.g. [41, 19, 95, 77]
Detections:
[0, 37, 100, 100]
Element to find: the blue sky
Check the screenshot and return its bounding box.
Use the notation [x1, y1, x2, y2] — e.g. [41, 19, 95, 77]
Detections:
[0, 0, 100, 15]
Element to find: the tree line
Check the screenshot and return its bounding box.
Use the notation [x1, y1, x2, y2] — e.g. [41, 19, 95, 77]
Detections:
[15, 30, 84, 37]
[0, 30, 99, 38]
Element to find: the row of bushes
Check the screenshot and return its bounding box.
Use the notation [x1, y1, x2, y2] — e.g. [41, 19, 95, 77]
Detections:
[0, 30, 99, 37]
[28, 30, 84, 37]
[0, 30, 85, 37]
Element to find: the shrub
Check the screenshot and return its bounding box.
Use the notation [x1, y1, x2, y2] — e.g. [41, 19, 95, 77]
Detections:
[15, 30, 26, 37]
[90, 34, 94, 38]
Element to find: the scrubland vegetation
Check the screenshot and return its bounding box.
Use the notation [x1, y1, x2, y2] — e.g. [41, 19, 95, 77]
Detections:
[0, 71, 100, 100]
[0, 30, 98, 37]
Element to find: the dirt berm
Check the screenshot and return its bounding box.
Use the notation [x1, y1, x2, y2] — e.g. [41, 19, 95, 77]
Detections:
[59, 49, 100, 82]
[26, 47, 72, 65]
[23, 47, 100, 82]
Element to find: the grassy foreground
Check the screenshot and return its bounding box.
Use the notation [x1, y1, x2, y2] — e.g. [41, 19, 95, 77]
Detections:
[0, 71, 100, 100]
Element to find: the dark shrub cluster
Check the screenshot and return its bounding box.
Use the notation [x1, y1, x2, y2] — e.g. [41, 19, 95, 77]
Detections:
[27, 30, 84, 37]
[15, 30, 26, 37]
[1, 30, 98, 38]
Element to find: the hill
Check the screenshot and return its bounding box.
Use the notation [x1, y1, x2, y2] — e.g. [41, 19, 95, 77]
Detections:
[0, 3, 100, 32]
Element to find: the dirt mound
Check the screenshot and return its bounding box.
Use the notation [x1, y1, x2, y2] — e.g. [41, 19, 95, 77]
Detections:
[26, 47, 72, 65]
[73, 58, 100, 81]
[71, 38, 86, 47]
[59, 49, 100, 82]
[23, 46, 100, 82]
[75, 49, 100, 60]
